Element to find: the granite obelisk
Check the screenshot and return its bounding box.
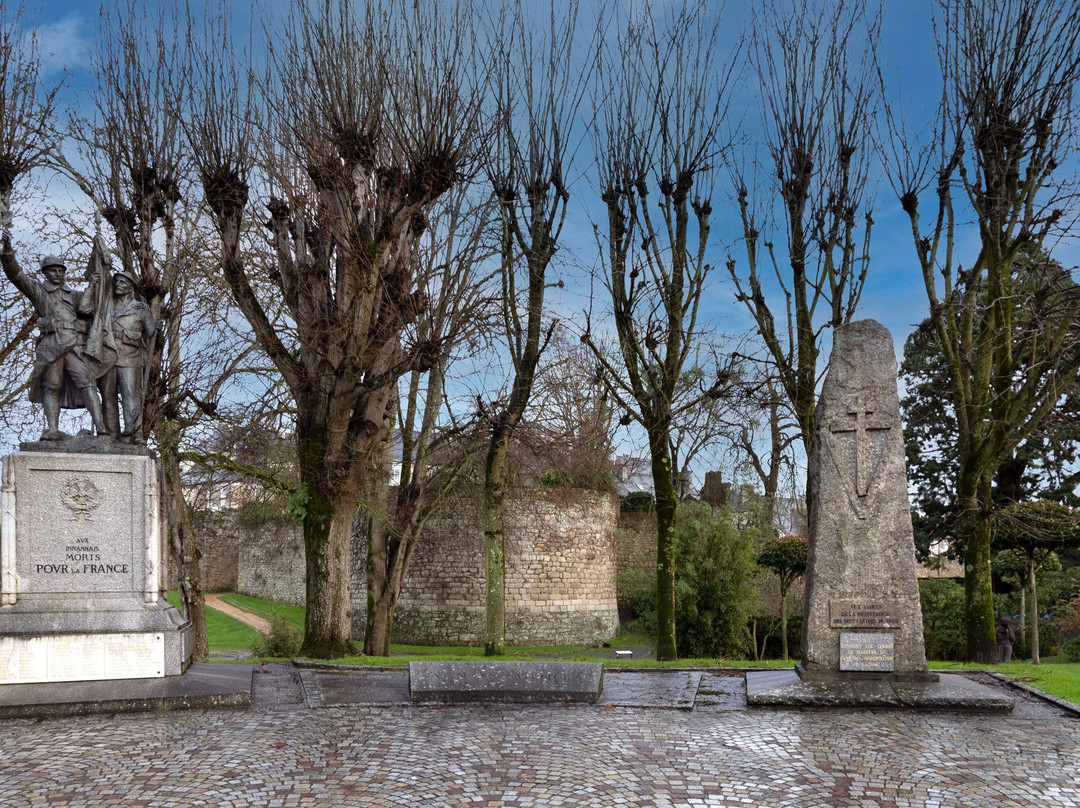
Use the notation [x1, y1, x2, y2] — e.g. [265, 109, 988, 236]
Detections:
[798, 319, 931, 680]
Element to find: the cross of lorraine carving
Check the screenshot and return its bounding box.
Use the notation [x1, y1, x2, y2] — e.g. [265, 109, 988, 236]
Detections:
[825, 394, 893, 520]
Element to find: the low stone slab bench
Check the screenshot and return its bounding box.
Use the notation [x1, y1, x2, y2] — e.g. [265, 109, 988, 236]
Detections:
[408, 660, 604, 703]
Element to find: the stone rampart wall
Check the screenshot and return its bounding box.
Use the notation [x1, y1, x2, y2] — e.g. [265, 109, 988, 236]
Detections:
[236, 520, 305, 606]
[616, 509, 656, 577]
[351, 486, 620, 647]
[190, 487, 621, 647]
[167, 509, 241, 593]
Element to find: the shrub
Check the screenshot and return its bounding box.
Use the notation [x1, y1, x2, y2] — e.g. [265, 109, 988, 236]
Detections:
[1065, 634, 1080, 663]
[620, 492, 655, 513]
[671, 503, 759, 659]
[919, 578, 966, 661]
[539, 467, 572, 488]
[251, 612, 303, 658]
[616, 569, 654, 628]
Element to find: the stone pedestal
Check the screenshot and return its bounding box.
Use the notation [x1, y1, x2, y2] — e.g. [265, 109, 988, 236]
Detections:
[0, 451, 193, 684]
[745, 321, 1001, 710]
[798, 320, 932, 682]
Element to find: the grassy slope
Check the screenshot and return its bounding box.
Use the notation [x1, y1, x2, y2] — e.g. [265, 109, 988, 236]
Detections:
[167, 590, 262, 652]
[931, 657, 1080, 706]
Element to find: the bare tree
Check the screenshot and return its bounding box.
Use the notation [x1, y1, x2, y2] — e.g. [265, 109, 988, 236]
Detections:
[724, 367, 801, 538]
[50, 0, 269, 662]
[525, 324, 618, 492]
[0, 0, 58, 201]
[360, 187, 494, 656]
[727, 0, 878, 508]
[884, 0, 1080, 661]
[480, 0, 588, 656]
[0, 0, 61, 377]
[0, 0, 50, 424]
[187, 0, 485, 657]
[585, 2, 739, 661]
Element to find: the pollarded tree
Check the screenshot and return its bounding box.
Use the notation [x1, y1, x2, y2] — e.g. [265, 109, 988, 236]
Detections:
[586, 2, 740, 661]
[361, 187, 494, 656]
[480, 0, 589, 656]
[727, 0, 878, 509]
[61, 0, 223, 662]
[885, 0, 1080, 660]
[187, 0, 485, 658]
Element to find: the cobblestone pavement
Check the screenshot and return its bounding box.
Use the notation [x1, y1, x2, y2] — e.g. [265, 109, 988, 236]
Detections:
[1, 665, 1077, 807]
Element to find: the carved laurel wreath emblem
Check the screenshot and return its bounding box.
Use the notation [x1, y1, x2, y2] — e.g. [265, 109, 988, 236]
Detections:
[61, 475, 103, 521]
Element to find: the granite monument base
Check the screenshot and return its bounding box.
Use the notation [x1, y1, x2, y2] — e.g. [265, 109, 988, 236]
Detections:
[1, 450, 194, 684]
[0, 662, 251, 719]
[745, 668, 1014, 711]
[409, 660, 604, 703]
[795, 663, 939, 683]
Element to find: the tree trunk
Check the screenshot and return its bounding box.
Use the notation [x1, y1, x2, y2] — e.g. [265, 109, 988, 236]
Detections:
[1019, 585, 1026, 655]
[779, 586, 789, 661]
[159, 444, 209, 662]
[363, 422, 396, 657]
[958, 472, 997, 662]
[1029, 558, 1040, 665]
[483, 423, 511, 656]
[365, 590, 395, 658]
[650, 425, 678, 662]
[298, 463, 356, 659]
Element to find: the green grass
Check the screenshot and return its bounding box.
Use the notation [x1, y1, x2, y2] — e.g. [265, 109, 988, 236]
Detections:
[930, 656, 1080, 705]
[219, 592, 306, 630]
[174, 593, 1080, 706]
[167, 590, 262, 652]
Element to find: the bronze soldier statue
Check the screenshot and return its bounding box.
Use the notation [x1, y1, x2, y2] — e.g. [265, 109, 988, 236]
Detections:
[98, 269, 155, 444]
[0, 240, 109, 441]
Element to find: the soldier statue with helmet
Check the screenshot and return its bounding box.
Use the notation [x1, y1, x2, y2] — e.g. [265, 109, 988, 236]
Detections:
[0, 241, 110, 441]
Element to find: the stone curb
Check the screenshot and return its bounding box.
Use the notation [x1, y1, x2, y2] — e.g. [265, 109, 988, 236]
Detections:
[980, 670, 1080, 717]
[0, 663, 254, 720]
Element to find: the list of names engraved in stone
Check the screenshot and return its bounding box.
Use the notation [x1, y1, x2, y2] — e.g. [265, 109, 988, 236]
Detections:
[105, 634, 163, 677]
[0, 634, 165, 684]
[839, 632, 895, 672]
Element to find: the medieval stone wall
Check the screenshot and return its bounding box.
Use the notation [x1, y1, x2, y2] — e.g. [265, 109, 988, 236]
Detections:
[616, 509, 656, 578]
[236, 520, 306, 606]
[189, 486, 621, 646]
[351, 486, 620, 647]
[167, 509, 241, 593]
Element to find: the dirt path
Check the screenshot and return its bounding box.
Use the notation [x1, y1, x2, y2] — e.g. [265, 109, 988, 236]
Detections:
[204, 593, 271, 633]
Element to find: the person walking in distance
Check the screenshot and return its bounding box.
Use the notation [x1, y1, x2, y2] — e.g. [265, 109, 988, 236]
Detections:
[996, 617, 1016, 663]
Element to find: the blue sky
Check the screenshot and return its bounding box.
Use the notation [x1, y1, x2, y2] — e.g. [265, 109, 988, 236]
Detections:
[29, 0, 949, 349]
[10, 0, 1078, 487]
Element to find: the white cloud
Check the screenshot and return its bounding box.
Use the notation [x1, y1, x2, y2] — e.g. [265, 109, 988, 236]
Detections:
[34, 14, 91, 79]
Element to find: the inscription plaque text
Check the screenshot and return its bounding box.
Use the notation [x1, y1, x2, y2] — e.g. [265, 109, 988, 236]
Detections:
[839, 632, 895, 672]
[830, 599, 900, 628]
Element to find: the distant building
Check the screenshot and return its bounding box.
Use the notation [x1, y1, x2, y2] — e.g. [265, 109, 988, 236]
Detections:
[613, 454, 653, 497]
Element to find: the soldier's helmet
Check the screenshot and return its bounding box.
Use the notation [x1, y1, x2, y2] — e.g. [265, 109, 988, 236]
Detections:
[113, 270, 137, 285]
[39, 254, 66, 272]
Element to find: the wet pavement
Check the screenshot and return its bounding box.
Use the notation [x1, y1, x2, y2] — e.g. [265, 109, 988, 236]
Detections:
[0, 663, 1077, 807]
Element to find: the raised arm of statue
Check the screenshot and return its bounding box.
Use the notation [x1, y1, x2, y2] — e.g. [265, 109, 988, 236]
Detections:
[0, 235, 41, 308]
